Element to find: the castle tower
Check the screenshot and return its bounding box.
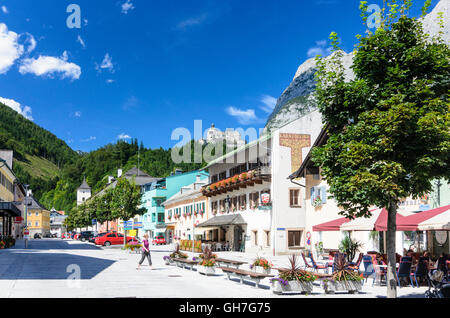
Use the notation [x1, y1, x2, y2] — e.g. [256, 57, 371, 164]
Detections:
[77, 177, 91, 206]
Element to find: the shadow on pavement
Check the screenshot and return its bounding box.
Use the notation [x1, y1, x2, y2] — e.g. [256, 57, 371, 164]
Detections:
[16, 239, 103, 251]
[0, 251, 116, 280]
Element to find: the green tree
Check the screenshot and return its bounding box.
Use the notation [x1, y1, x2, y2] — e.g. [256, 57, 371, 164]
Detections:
[110, 177, 145, 245]
[312, 1, 449, 298]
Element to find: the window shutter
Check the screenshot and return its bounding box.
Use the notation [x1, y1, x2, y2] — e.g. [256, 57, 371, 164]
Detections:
[321, 186, 327, 204]
[310, 187, 315, 205]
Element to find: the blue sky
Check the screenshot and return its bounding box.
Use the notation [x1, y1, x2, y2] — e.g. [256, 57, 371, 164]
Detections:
[0, 0, 439, 152]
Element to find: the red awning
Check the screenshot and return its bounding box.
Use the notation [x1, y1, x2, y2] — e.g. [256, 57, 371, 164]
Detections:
[313, 217, 352, 232]
[374, 208, 406, 231]
[396, 204, 450, 231]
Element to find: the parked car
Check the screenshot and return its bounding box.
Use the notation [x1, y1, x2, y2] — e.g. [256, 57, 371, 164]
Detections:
[34, 233, 42, 239]
[89, 232, 107, 243]
[43, 232, 52, 238]
[152, 235, 167, 245]
[94, 232, 138, 247]
[79, 231, 95, 242]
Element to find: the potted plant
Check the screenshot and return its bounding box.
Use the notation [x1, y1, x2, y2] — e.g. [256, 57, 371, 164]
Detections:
[312, 196, 323, 207]
[339, 235, 364, 263]
[170, 244, 188, 259]
[232, 175, 239, 184]
[124, 241, 143, 253]
[271, 254, 317, 295]
[315, 241, 324, 258]
[197, 246, 217, 276]
[250, 257, 273, 275]
[0, 241, 5, 249]
[321, 253, 364, 294]
[239, 172, 248, 181]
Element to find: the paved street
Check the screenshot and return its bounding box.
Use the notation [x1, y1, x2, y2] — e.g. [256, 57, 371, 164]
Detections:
[0, 239, 428, 298]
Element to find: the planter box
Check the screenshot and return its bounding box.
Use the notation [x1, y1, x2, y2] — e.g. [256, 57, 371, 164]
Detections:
[198, 266, 217, 276]
[321, 280, 363, 294]
[252, 266, 272, 275]
[271, 280, 314, 295]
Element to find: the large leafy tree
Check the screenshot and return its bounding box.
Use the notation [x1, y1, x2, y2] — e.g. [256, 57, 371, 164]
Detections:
[312, 0, 449, 298]
[109, 177, 145, 244]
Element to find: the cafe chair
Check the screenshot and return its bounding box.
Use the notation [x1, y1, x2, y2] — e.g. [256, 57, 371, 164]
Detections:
[363, 255, 378, 286]
[301, 252, 314, 270]
[348, 253, 364, 273]
[310, 254, 329, 274]
[410, 257, 429, 287]
[397, 256, 414, 288]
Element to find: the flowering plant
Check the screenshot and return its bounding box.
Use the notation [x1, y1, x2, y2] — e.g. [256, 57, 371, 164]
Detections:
[239, 172, 248, 181]
[231, 175, 239, 183]
[163, 256, 171, 261]
[312, 197, 323, 207]
[250, 257, 273, 270]
[211, 184, 217, 190]
[0, 241, 5, 249]
[199, 259, 216, 267]
[197, 246, 217, 267]
[170, 244, 188, 259]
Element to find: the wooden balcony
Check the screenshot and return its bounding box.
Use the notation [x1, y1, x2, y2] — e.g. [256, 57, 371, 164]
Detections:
[202, 167, 271, 197]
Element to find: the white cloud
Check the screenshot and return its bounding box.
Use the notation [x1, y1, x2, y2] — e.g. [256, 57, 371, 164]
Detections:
[0, 23, 24, 74]
[81, 136, 96, 142]
[259, 95, 277, 113]
[96, 53, 114, 73]
[19, 51, 81, 80]
[1, 6, 8, 14]
[176, 14, 208, 31]
[83, 18, 88, 26]
[77, 35, 86, 48]
[0, 97, 33, 120]
[118, 133, 131, 140]
[106, 79, 115, 84]
[226, 106, 261, 125]
[121, 0, 135, 14]
[24, 33, 36, 53]
[307, 40, 333, 58]
[74, 111, 81, 118]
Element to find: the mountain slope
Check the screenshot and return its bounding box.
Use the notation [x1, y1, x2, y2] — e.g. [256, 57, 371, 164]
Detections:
[265, 0, 449, 133]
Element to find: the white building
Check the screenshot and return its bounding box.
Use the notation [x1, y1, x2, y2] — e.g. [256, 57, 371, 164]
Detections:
[77, 178, 91, 206]
[201, 111, 323, 255]
[162, 177, 210, 244]
[200, 124, 246, 147]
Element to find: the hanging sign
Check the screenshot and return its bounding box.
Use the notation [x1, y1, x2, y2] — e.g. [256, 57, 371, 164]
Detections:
[261, 193, 270, 205]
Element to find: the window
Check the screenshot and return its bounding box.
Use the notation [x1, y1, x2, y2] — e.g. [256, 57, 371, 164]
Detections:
[252, 230, 258, 246]
[239, 194, 247, 211]
[158, 213, 164, 223]
[211, 175, 218, 183]
[288, 231, 302, 248]
[250, 192, 259, 209]
[211, 201, 218, 214]
[35, 221, 39, 227]
[231, 196, 237, 212]
[152, 214, 156, 222]
[310, 186, 327, 205]
[265, 231, 271, 247]
[289, 189, 301, 207]
[219, 200, 226, 213]
[219, 171, 227, 181]
[36, 212, 39, 216]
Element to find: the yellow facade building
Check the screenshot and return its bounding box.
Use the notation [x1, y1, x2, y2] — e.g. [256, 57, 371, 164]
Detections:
[26, 196, 50, 236]
[0, 156, 22, 237]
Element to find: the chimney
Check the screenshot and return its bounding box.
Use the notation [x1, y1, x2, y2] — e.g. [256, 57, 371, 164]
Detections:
[118, 169, 123, 178]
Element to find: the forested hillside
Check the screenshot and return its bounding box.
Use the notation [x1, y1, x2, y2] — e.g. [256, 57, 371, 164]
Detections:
[0, 101, 224, 212]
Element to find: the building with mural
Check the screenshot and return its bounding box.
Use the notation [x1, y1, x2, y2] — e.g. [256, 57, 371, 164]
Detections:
[201, 111, 323, 255]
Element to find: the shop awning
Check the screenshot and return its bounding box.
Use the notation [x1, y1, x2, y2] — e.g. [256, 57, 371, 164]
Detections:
[340, 208, 406, 232]
[396, 204, 450, 231]
[312, 217, 352, 232]
[0, 202, 22, 217]
[196, 214, 247, 228]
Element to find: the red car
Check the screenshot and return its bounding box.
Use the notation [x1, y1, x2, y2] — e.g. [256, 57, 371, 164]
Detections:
[152, 235, 167, 245]
[94, 232, 138, 246]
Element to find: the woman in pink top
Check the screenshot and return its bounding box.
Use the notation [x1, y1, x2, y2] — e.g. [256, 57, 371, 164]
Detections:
[137, 234, 152, 270]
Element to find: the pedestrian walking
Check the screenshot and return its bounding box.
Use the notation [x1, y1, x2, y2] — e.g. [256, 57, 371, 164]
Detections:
[137, 234, 152, 270]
